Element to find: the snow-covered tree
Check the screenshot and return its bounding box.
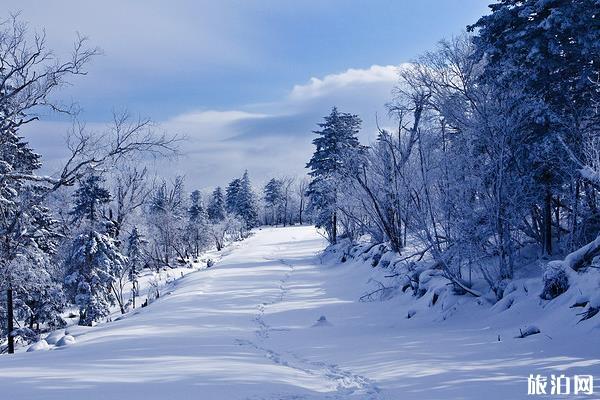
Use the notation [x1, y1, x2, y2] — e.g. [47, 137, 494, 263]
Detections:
[186, 190, 210, 258]
[64, 229, 127, 325]
[469, 0, 600, 255]
[146, 177, 186, 268]
[225, 178, 242, 215]
[70, 174, 111, 224]
[126, 226, 146, 309]
[263, 178, 284, 225]
[207, 186, 226, 223]
[238, 171, 259, 229]
[64, 174, 128, 323]
[225, 171, 259, 230]
[306, 107, 362, 244]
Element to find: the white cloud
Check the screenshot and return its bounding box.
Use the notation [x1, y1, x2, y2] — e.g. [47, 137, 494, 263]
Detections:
[168, 110, 268, 125]
[25, 64, 402, 189]
[289, 64, 402, 101]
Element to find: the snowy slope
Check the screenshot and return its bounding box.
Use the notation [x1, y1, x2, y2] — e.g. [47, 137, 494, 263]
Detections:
[1, 226, 599, 399]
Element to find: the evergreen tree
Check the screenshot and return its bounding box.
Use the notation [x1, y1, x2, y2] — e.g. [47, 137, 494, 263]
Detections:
[237, 171, 259, 229]
[469, 0, 600, 254]
[0, 86, 62, 351]
[70, 174, 111, 224]
[306, 107, 361, 243]
[64, 229, 127, 325]
[224, 173, 259, 229]
[186, 190, 210, 258]
[188, 190, 206, 222]
[65, 175, 127, 325]
[207, 187, 226, 223]
[264, 178, 284, 225]
[225, 178, 242, 214]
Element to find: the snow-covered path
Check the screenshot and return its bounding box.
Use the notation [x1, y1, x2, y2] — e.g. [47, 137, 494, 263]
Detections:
[1, 226, 599, 399]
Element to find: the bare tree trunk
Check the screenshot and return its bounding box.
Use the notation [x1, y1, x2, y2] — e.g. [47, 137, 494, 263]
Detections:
[6, 288, 14, 354]
[570, 180, 580, 251]
[543, 188, 553, 255]
[132, 281, 137, 309]
[332, 211, 337, 244]
[555, 196, 561, 246]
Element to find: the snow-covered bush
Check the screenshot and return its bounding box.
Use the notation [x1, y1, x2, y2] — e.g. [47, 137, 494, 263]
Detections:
[540, 261, 570, 300]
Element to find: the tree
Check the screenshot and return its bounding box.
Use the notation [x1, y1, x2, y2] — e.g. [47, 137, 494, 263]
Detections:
[146, 177, 186, 267]
[64, 174, 128, 322]
[64, 229, 127, 325]
[469, 0, 600, 255]
[0, 14, 97, 353]
[225, 171, 259, 230]
[296, 177, 309, 225]
[186, 190, 210, 258]
[69, 174, 111, 224]
[126, 226, 146, 309]
[207, 187, 226, 223]
[306, 107, 361, 244]
[209, 214, 244, 251]
[238, 171, 259, 229]
[0, 15, 177, 351]
[111, 165, 151, 239]
[225, 178, 242, 214]
[264, 178, 284, 225]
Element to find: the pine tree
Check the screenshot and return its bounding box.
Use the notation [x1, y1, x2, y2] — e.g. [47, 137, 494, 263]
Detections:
[207, 187, 226, 223]
[306, 107, 361, 243]
[65, 175, 127, 324]
[237, 171, 259, 229]
[186, 190, 210, 258]
[0, 83, 62, 351]
[70, 174, 111, 224]
[188, 190, 206, 222]
[64, 229, 127, 325]
[225, 178, 242, 215]
[469, 0, 600, 255]
[264, 178, 284, 225]
[224, 172, 259, 230]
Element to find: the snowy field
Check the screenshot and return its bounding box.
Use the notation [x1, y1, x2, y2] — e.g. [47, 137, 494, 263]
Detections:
[1, 225, 599, 399]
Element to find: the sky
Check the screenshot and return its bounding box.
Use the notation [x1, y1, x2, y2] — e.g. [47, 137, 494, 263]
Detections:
[5, 0, 491, 190]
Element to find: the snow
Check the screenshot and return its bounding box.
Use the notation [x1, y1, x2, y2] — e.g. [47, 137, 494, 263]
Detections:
[1, 226, 599, 399]
[55, 335, 76, 347]
[44, 330, 65, 345]
[27, 340, 50, 352]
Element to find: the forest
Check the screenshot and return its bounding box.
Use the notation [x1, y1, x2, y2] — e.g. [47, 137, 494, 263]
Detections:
[0, 2, 599, 398]
[305, 1, 600, 307]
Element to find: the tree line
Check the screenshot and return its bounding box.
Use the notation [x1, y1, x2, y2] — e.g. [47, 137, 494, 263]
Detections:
[305, 0, 600, 301]
[0, 15, 303, 354]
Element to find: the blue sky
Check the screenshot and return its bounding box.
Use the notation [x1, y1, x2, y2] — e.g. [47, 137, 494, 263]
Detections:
[7, 0, 491, 188]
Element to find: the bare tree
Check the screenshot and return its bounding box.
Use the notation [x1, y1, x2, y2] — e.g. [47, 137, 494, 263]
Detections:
[296, 177, 309, 225]
[0, 16, 180, 353]
[111, 164, 153, 238]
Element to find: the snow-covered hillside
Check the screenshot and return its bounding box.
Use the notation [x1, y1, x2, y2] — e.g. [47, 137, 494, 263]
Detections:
[1, 226, 599, 399]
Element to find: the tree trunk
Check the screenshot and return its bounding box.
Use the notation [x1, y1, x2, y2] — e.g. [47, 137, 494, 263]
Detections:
[332, 211, 337, 244]
[570, 180, 580, 251]
[6, 288, 14, 354]
[132, 281, 137, 309]
[555, 196, 561, 246]
[543, 189, 553, 255]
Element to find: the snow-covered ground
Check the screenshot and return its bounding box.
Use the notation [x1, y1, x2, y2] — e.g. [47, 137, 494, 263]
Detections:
[1, 226, 599, 399]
